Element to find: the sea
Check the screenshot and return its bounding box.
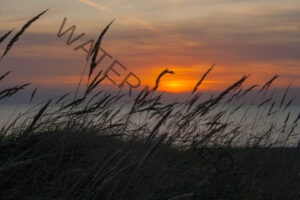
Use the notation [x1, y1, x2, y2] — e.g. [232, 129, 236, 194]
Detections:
[0, 103, 299, 147]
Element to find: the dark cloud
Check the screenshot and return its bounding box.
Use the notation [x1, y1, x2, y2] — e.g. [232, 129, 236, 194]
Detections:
[102, 6, 300, 65]
[1, 3, 300, 92]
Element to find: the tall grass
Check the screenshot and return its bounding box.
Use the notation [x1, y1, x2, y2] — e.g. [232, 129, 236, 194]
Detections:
[0, 11, 299, 200]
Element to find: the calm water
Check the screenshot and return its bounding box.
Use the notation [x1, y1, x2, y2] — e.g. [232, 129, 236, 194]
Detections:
[0, 104, 34, 127]
[0, 103, 299, 146]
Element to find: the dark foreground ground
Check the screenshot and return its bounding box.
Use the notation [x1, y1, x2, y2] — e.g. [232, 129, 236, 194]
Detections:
[0, 130, 299, 200]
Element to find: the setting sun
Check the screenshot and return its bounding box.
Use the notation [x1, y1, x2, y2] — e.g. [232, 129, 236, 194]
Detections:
[159, 80, 195, 93]
[1, 1, 300, 198]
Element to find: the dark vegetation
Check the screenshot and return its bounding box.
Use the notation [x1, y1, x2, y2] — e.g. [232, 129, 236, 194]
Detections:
[0, 10, 299, 200]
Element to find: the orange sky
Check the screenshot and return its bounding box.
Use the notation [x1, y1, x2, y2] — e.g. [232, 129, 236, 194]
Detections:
[1, 0, 300, 95]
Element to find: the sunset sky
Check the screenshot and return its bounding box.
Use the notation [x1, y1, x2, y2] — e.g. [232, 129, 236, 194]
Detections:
[1, 0, 300, 95]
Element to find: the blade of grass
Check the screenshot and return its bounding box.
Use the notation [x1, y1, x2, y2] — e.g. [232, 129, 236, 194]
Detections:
[0, 29, 14, 44]
[1, 9, 48, 59]
[152, 69, 174, 91]
[192, 64, 215, 94]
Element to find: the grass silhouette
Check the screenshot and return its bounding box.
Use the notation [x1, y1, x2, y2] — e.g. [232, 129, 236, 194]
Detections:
[0, 10, 299, 200]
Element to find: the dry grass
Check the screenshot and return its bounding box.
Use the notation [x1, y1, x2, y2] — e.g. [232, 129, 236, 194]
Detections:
[0, 10, 299, 200]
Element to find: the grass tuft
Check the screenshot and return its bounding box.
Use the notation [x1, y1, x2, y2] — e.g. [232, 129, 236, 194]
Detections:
[0, 10, 299, 200]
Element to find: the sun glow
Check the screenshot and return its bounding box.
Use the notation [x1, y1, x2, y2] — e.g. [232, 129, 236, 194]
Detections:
[158, 80, 195, 93]
[157, 78, 229, 93]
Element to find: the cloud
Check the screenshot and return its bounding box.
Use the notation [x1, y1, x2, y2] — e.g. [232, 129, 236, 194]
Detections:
[119, 16, 155, 31]
[77, 0, 111, 12]
[2, 1, 300, 91]
[6, 4, 300, 66]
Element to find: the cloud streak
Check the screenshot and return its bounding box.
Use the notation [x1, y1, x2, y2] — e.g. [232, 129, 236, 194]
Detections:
[2, 0, 300, 92]
[77, 0, 111, 12]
